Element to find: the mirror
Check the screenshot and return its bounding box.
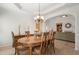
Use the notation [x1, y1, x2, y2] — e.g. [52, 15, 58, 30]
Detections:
[65, 23, 71, 28]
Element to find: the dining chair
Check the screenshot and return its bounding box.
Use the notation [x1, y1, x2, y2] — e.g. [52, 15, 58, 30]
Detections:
[52, 30, 55, 53]
[48, 30, 55, 54]
[25, 31, 30, 38]
[12, 32, 30, 55]
[33, 32, 49, 55]
[15, 42, 26, 55]
[43, 32, 49, 54]
[32, 33, 46, 55]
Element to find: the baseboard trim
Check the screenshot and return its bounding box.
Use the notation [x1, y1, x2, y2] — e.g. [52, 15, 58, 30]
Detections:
[55, 39, 75, 43]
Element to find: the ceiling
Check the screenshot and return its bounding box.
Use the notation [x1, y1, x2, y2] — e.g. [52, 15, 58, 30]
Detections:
[14, 3, 66, 16]
[0, 3, 79, 20]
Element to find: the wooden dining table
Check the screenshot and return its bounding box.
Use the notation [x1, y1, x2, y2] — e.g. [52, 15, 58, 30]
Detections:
[18, 33, 50, 55]
[18, 36, 43, 55]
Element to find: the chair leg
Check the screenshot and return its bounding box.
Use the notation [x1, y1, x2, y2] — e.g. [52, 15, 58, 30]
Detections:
[15, 51, 16, 55]
[52, 43, 55, 54]
[17, 50, 20, 55]
[15, 49, 20, 55]
[45, 43, 49, 54]
[15, 48, 17, 55]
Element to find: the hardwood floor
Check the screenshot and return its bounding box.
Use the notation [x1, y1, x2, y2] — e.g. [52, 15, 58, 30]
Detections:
[54, 40, 77, 55]
[0, 40, 79, 55]
[0, 47, 15, 55]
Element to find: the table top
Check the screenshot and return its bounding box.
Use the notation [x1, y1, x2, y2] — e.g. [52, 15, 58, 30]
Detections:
[18, 36, 42, 44]
[18, 35, 50, 47]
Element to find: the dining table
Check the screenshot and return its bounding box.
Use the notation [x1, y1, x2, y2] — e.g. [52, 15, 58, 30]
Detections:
[18, 35, 42, 55]
[18, 32, 49, 55]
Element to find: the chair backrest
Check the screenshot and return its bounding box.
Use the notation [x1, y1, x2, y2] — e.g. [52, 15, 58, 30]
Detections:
[50, 29, 55, 43]
[47, 29, 54, 46]
[11, 32, 15, 47]
[12, 32, 14, 39]
[25, 31, 30, 38]
[41, 32, 49, 46]
[40, 33, 45, 49]
[48, 31, 52, 40]
[11, 32, 21, 47]
[41, 33, 45, 41]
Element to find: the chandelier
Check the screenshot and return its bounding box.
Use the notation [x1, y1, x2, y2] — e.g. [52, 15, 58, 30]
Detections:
[34, 3, 44, 22]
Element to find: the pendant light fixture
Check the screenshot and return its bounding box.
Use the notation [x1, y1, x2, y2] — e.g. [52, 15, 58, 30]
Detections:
[34, 3, 44, 22]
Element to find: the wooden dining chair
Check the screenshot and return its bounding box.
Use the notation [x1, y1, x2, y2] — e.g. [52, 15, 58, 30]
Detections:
[25, 31, 30, 38]
[33, 32, 49, 55]
[33, 33, 46, 55]
[43, 32, 49, 54]
[15, 42, 26, 55]
[12, 32, 30, 55]
[48, 30, 55, 54]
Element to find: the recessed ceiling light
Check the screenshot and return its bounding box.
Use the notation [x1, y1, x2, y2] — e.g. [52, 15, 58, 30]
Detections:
[62, 15, 68, 18]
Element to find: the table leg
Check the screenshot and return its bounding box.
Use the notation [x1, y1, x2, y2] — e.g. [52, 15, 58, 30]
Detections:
[29, 47, 32, 55]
